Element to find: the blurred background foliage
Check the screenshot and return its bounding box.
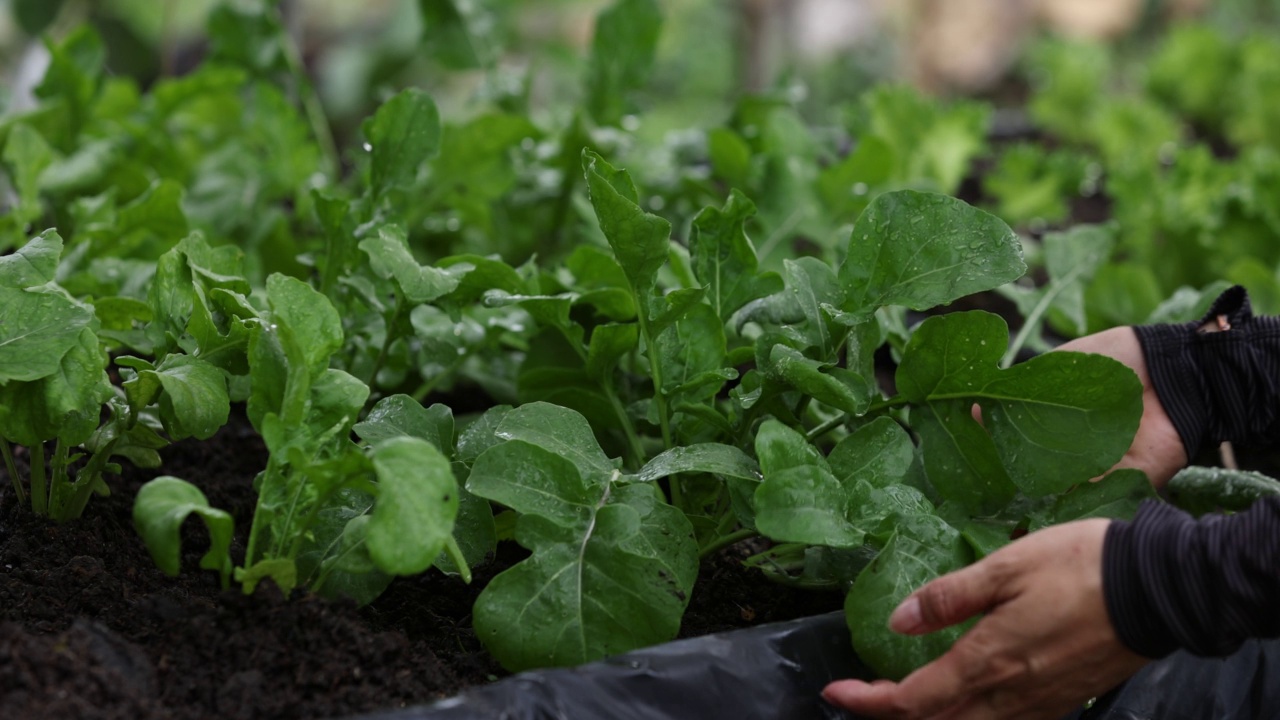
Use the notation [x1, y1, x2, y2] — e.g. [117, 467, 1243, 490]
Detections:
[7, 0, 1280, 316]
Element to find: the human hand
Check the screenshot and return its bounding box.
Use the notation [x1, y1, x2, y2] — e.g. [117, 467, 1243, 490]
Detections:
[821, 519, 1149, 719]
[1054, 327, 1186, 489]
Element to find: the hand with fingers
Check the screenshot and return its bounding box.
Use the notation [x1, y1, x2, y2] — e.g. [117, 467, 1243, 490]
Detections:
[822, 519, 1149, 719]
[822, 326, 1184, 718]
[1053, 327, 1186, 489]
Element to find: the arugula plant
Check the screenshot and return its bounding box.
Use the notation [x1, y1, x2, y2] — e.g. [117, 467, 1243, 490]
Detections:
[443, 147, 1148, 677]
[133, 274, 476, 601]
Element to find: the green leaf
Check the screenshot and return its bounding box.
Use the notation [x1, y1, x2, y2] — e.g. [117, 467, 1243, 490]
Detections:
[768, 345, 869, 416]
[147, 354, 231, 441]
[14, 0, 69, 35]
[305, 513, 393, 606]
[828, 416, 916, 489]
[582, 150, 671, 297]
[897, 311, 1143, 503]
[455, 405, 512, 463]
[418, 0, 487, 69]
[753, 419, 929, 548]
[265, 273, 344, 376]
[360, 224, 470, 304]
[367, 437, 459, 576]
[631, 443, 761, 484]
[584, 0, 663, 126]
[847, 513, 973, 680]
[366, 88, 442, 198]
[0, 327, 111, 446]
[133, 476, 233, 584]
[689, 190, 782, 321]
[840, 191, 1024, 315]
[0, 229, 63, 289]
[586, 323, 638, 384]
[436, 482, 497, 576]
[654, 302, 726, 401]
[755, 418, 828, 476]
[1005, 225, 1115, 345]
[306, 369, 370, 438]
[34, 26, 104, 147]
[355, 395, 455, 455]
[783, 257, 844, 356]
[472, 478, 695, 671]
[2, 124, 54, 232]
[1166, 466, 1280, 516]
[493, 402, 616, 481]
[1029, 469, 1155, 531]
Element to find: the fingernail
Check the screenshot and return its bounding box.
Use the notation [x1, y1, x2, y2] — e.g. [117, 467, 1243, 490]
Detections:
[889, 596, 922, 633]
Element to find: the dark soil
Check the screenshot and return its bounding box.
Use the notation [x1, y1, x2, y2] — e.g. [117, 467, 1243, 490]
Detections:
[0, 409, 842, 720]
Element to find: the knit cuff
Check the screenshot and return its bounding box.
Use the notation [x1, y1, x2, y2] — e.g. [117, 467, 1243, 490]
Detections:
[1133, 286, 1280, 459]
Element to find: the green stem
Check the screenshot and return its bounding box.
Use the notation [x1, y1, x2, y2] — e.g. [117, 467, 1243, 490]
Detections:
[1, 439, 26, 506]
[30, 442, 48, 516]
[63, 439, 119, 521]
[277, 5, 340, 179]
[443, 535, 472, 584]
[805, 395, 909, 441]
[698, 527, 758, 559]
[635, 310, 673, 451]
[604, 385, 645, 470]
[1001, 267, 1086, 369]
[805, 414, 846, 442]
[47, 440, 74, 521]
[367, 295, 406, 388]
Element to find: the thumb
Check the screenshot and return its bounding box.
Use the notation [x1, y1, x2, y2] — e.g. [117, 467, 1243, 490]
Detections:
[889, 561, 1001, 635]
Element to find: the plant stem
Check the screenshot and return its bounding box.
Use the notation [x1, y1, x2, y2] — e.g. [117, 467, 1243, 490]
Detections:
[443, 535, 472, 584]
[603, 385, 645, 470]
[1, 439, 26, 506]
[367, 295, 406, 388]
[1000, 266, 1086, 369]
[805, 414, 846, 441]
[276, 4, 340, 179]
[29, 442, 47, 516]
[46, 440, 72, 521]
[635, 310, 673, 451]
[698, 527, 758, 559]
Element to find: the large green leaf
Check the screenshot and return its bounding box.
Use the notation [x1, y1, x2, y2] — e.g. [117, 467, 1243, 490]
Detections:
[584, 0, 662, 126]
[360, 224, 470, 304]
[138, 354, 231, 441]
[0, 234, 96, 385]
[753, 420, 928, 548]
[133, 476, 233, 583]
[654, 302, 727, 403]
[418, 0, 487, 69]
[846, 513, 973, 680]
[582, 150, 670, 297]
[355, 394, 455, 455]
[897, 311, 1142, 503]
[2, 124, 54, 233]
[367, 437, 459, 576]
[0, 229, 62, 287]
[840, 191, 1024, 315]
[471, 474, 696, 671]
[1029, 469, 1156, 531]
[365, 88, 442, 198]
[0, 327, 110, 446]
[828, 417, 916, 488]
[689, 190, 782, 321]
[493, 401, 616, 481]
[467, 402, 696, 671]
[631, 443, 760, 484]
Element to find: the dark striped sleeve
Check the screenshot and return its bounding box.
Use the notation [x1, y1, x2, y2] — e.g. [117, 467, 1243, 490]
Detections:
[1133, 285, 1280, 460]
[1103, 496, 1280, 657]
